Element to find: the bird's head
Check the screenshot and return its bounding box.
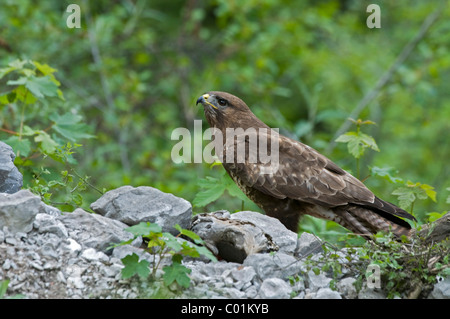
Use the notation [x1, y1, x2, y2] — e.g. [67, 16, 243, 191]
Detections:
[196, 91, 267, 130]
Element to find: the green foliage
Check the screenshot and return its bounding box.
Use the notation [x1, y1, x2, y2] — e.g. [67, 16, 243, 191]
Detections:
[0, 59, 97, 211]
[117, 222, 217, 291]
[0, 280, 25, 299]
[335, 118, 438, 222]
[193, 164, 249, 210]
[335, 119, 379, 160]
[335, 118, 379, 179]
[392, 181, 437, 214]
[304, 231, 450, 298]
[121, 254, 150, 280]
[0, 1, 449, 239]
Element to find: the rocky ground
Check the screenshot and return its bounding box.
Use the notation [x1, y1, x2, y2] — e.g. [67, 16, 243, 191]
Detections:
[0, 141, 449, 299]
[0, 187, 449, 299]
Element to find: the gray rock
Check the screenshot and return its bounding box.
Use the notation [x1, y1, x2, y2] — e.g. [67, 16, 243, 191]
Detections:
[231, 211, 298, 255]
[358, 285, 386, 299]
[81, 248, 109, 263]
[65, 238, 82, 254]
[231, 266, 256, 284]
[245, 286, 258, 298]
[191, 211, 307, 264]
[243, 252, 303, 280]
[191, 211, 279, 263]
[112, 244, 155, 264]
[0, 189, 40, 233]
[429, 277, 450, 299]
[258, 278, 292, 299]
[59, 208, 134, 254]
[336, 277, 358, 299]
[90, 186, 192, 235]
[39, 202, 62, 217]
[307, 270, 332, 292]
[34, 213, 68, 238]
[0, 141, 23, 194]
[313, 288, 342, 299]
[296, 232, 323, 257]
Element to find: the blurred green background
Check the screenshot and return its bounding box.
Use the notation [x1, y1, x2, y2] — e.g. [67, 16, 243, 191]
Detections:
[1, 0, 449, 239]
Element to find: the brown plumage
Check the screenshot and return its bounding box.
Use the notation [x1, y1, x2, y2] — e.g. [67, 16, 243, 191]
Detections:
[196, 91, 416, 239]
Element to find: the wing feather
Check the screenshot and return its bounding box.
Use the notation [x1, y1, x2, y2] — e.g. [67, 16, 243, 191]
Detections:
[223, 131, 375, 207]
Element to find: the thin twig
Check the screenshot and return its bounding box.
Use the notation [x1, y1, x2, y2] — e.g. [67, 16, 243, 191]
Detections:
[326, 3, 445, 154]
[70, 166, 104, 195]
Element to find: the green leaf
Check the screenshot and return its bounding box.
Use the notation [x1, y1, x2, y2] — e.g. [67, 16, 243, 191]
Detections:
[224, 174, 248, 202]
[369, 166, 404, 184]
[163, 262, 191, 288]
[34, 130, 58, 154]
[32, 61, 57, 76]
[125, 222, 162, 237]
[50, 113, 95, 141]
[4, 136, 32, 157]
[25, 75, 59, 98]
[179, 242, 201, 258]
[0, 59, 27, 79]
[195, 245, 218, 262]
[120, 253, 150, 279]
[174, 224, 203, 244]
[8, 75, 58, 99]
[426, 211, 447, 223]
[14, 85, 37, 104]
[335, 131, 379, 159]
[193, 176, 226, 207]
[162, 232, 183, 252]
[0, 91, 17, 104]
[0, 280, 9, 298]
[419, 183, 437, 202]
[392, 187, 416, 210]
[6, 76, 27, 86]
[392, 181, 436, 210]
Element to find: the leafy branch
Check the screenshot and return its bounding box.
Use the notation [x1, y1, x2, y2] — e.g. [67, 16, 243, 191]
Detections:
[193, 163, 249, 210]
[369, 166, 437, 216]
[335, 118, 379, 179]
[118, 222, 217, 290]
[0, 59, 97, 210]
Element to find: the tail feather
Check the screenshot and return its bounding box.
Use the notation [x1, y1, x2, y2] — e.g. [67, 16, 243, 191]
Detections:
[336, 205, 412, 239]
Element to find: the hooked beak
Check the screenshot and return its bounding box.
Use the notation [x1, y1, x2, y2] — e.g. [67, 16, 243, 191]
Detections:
[196, 93, 217, 109]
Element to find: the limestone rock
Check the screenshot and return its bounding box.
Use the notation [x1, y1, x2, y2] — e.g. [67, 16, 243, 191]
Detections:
[243, 252, 303, 280]
[90, 186, 192, 235]
[429, 277, 450, 299]
[59, 208, 135, 254]
[191, 211, 279, 263]
[296, 232, 323, 257]
[313, 287, 342, 299]
[231, 211, 298, 255]
[307, 270, 332, 292]
[0, 189, 40, 233]
[258, 278, 292, 299]
[0, 141, 23, 194]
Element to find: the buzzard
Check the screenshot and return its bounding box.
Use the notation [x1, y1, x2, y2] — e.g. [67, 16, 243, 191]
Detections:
[196, 91, 416, 239]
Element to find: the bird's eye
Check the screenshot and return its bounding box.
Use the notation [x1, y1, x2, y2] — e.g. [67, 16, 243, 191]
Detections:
[217, 98, 227, 107]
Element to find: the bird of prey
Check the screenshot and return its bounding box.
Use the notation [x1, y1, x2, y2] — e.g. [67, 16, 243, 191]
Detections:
[196, 91, 416, 239]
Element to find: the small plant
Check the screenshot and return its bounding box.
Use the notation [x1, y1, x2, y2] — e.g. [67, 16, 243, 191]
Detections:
[0, 280, 25, 299]
[303, 231, 450, 298]
[117, 222, 217, 290]
[369, 166, 437, 217]
[0, 59, 96, 211]
[391, 181, 437, 215]
[193, 163, 249, 211]
[335, 118, 379, 179]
